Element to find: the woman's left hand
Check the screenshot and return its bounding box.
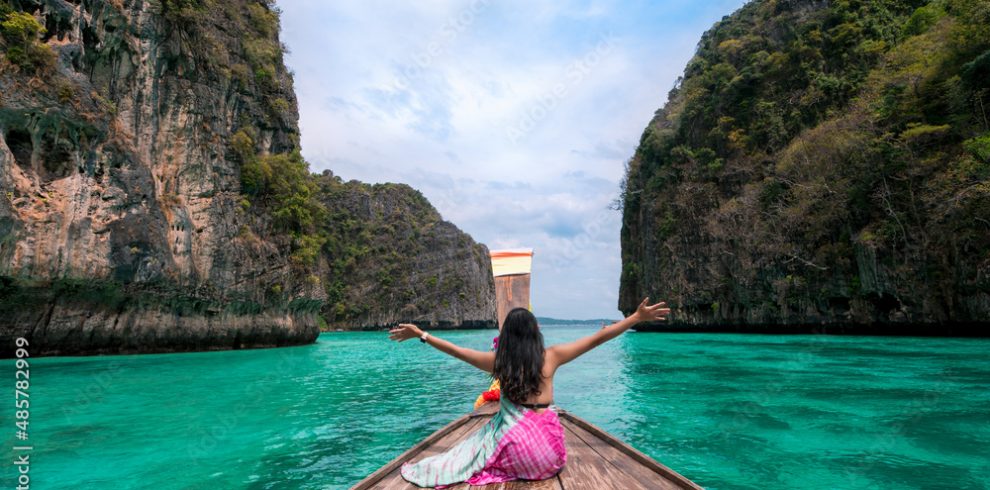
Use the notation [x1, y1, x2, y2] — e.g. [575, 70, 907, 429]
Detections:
[389, 323, 423, 342]
[632, 297, 671, 323]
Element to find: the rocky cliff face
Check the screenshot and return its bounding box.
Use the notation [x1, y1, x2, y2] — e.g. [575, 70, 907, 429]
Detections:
[0, 0, 495, 356]
[620, 0, 990, 333]
[315, 173, 496, 330]
[0, 0, 320, 356]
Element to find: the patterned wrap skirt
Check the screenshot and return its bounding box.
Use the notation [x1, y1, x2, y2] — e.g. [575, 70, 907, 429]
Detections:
[400, 397, 567, 488]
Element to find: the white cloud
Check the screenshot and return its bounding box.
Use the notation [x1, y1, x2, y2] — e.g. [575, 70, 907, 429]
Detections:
[278, 0, 747, 318]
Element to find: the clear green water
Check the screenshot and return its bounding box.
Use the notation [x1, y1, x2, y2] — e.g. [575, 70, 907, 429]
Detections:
[3, 327, 989, 489]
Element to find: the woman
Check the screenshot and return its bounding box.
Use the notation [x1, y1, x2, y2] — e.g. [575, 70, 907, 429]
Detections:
[388, 297, 670, 488]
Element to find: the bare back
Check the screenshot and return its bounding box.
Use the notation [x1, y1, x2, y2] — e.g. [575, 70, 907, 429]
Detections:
[518, 348, 567, 409]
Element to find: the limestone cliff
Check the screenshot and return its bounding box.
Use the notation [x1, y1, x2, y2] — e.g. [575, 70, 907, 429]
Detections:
[0, 0, 495, 356]
[315, 172, 496, 330]
[620, 0, 990, 333]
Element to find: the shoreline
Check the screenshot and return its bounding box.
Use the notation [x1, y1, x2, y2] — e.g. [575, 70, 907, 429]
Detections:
[632, 322, 990, 338]
[321, 320, 497, 333]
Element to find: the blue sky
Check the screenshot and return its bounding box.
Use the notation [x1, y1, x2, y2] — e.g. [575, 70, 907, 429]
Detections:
[278, 0, 747, 319]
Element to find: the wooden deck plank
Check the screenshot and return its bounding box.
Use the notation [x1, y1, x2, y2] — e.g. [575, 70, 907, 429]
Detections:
[375, 477, 415, 490]
[438, 479, 562, 490]
[559, 412, 702, 490]
[562, 420, 679, 490]
[556, 420, 652, 490]
[469, 479, 562, 490]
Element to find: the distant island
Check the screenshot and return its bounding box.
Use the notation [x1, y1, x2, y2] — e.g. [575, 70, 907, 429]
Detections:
[537, 317, 618, 326]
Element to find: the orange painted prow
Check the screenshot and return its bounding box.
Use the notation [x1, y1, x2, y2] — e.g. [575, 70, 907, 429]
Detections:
[490, 248, 533, 328]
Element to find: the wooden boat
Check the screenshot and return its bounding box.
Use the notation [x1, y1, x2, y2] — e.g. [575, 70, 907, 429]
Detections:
[489, 248, 534, 327]
[355, 247, 702, 489]
[352, 401, 703, 490]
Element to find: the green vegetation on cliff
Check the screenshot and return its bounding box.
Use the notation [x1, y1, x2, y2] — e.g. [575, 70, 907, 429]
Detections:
[0, 7, 53, 72]
[620, 0, 990, 328]
[0, 0, 494, 355]
[313, 174, 494, 328]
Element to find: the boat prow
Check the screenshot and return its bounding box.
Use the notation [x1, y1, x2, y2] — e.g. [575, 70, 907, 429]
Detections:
[351, 402, 703, 490]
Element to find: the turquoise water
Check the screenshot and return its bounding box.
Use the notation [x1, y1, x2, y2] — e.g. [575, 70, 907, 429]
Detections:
[3, 327, 989, 489]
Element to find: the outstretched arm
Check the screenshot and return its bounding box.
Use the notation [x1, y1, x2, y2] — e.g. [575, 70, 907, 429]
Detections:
[389, 323, 495, 373]
[548, 298, 670, 368]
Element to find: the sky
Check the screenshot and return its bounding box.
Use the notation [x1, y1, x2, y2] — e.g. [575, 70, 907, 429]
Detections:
[278, 0, 747, 320]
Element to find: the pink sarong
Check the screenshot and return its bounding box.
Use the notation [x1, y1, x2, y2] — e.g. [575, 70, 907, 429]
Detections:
[400, 397, 567, 488]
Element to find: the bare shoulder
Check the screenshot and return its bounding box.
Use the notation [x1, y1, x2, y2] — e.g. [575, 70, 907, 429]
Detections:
[545, 345, 563, 369]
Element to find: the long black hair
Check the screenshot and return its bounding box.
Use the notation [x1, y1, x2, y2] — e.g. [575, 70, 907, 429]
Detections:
[493, 308, 545, 403]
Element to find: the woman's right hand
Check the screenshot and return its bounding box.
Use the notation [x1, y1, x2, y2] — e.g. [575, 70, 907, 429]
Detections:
[389, 323, 424, 342]
[633, 297, 670, 323]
